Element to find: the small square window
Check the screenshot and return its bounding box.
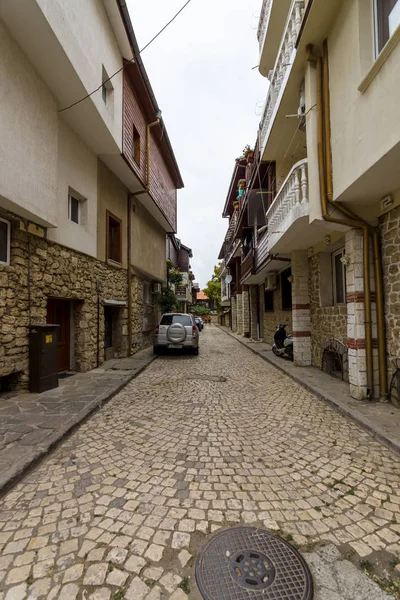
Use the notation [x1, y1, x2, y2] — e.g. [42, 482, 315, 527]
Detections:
[0, 218, 11, 266]
[133, 125, 141, 166]
[332, 248, 347, 305]
[68, 195, 80, 224]
[107, 211, 122, 264]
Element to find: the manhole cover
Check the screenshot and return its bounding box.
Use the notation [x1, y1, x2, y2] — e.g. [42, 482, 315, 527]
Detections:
[195, 527, 313, 600]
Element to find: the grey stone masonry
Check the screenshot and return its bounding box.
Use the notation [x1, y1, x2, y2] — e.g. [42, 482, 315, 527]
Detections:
[291, 250, 311, 366]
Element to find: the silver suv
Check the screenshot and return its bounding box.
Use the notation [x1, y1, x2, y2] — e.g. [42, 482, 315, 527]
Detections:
[154, 313, 199, 355]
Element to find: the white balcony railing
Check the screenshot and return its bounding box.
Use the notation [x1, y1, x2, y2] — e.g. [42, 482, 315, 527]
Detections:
[257, 0, 272, 53]
[256, 159, 308, 268]
[260, 0, 305, 149]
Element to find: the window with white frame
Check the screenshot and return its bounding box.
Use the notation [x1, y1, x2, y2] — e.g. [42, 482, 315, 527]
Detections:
[332, 248, 346, 305]
[374, 0, 400, 54]
[68, 188, 87, 226]
[0, 217, 11, 266]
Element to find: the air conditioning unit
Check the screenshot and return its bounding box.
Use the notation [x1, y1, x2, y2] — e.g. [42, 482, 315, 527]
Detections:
[152, 283, 162, 294]
[265, 274, 277, 291]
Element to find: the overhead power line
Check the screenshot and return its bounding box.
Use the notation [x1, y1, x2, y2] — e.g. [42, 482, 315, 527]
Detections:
[58, 0, 193, 113]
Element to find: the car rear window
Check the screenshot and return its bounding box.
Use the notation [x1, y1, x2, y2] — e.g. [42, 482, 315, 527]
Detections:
[161, 315, 192, 326]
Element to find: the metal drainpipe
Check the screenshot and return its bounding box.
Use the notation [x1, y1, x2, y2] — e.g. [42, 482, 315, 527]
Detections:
[127, 194, 133, 356]
[313, 47, 375, 399]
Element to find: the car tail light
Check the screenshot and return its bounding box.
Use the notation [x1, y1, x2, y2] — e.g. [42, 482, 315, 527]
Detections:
[192, 326, 197, 337]
[154, 326, 159, 336]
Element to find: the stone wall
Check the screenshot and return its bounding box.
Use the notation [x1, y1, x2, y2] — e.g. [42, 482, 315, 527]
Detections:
[0, 225, 153, 388]
[263, 281, 293, 345]
[309, 253, 347, 368]
[231, 296, 237, 332]
[380, 206, 400, 381]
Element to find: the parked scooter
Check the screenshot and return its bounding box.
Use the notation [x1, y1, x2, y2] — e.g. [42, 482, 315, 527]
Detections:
[272, 323, 293, 360]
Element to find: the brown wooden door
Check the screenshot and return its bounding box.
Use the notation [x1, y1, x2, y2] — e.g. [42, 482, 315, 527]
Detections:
[47, 299, 70, 372]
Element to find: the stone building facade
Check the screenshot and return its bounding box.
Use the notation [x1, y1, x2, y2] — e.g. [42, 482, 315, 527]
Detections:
[380, 206, 400, 384]
[0, 224, 154, 389]
[262, 280, 293, 346]
[309, 253, 347, 369]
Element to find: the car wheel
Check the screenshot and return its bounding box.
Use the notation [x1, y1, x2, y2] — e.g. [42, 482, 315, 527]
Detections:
[153, 347, 161, 355]
[192, 347, 199, 356]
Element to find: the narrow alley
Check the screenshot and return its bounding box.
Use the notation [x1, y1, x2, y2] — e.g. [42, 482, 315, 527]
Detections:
[1, 326, 399, 599]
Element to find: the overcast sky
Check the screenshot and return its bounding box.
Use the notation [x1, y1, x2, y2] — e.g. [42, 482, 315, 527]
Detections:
[127, 0, 266, 288]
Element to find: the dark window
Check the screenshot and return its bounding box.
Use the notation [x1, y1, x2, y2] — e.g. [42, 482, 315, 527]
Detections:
[265, 290, 274, 312]
[160, 315, 192, 326]
[107, 211, 122, 263]
[133, 125, 141, 166]
[375, 0, 400, 53]
[69, 195, 79, 224]
[102, 83, 107, 104]
[281, 267, 292, 310]
[332, 249, 346, 305]
[104, 308, 113, 348]
[0, 218, 10, 265]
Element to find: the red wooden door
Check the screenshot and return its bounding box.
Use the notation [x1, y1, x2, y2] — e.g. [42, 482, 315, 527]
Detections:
[47, 299, 70, 372]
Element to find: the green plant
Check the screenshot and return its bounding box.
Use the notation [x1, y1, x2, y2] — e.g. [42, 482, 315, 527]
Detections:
[360, 559, 374, 573]
[157, 287, 179, 313]
[238, 178, 246, 188]
[191, 305, 209, 316]
[242, 144, 254, 159]
[178, 578, 191, 594]
[111, 590, 125, 600]
[203, 263, 222, 313]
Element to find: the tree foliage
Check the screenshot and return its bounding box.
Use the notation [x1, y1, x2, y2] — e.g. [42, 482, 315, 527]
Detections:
[203, 263, 222, 313]
[191, 305, 209, 316]
[157, 287, 179, 313]
[166, 260, 183, 286]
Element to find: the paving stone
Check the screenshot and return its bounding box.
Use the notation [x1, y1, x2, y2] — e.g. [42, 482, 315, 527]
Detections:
[4, 583, 27, 600]
[144, 544, 164, 562]
[88, 589, 111, 600]
[62, 563, 84, 583]
[83, 563, 108, 586]
[125, 555, 146, 574]
[169, 590, 188, 600]
[171, 532, 190, 550]
[143, 565, 164, 581]
[6, 565, 31, 585]
[58, 583, 79, 600]
[178, 549, 192, 568]
[125, 576, 150, 600]
[27, 577, 51, 598]
[106, 567, 128, 587]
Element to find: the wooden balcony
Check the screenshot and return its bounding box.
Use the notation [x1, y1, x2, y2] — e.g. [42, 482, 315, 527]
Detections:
[240, 250, 254, 281]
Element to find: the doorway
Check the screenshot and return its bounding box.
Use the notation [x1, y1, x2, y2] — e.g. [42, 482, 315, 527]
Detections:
[47, 299, 71, 372]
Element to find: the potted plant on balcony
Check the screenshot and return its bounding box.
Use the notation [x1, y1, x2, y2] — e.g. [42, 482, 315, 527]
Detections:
[233, 200, 239, 209]
[238, 179, 246, 190]
[242, 144, 254, 163]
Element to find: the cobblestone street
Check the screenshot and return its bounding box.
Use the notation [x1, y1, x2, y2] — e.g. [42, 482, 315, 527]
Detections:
[1, 326, 400, 599]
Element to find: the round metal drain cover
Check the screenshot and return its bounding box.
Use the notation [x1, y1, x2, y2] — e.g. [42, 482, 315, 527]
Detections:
[195, 527, 313, 600]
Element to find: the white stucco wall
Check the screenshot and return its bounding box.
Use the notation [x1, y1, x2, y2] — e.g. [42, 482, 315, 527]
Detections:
[36, 0, 123, 149]
[328, 0, 400, 199]
[48, 119, 97, 257]
[0, 18, 58, 226]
